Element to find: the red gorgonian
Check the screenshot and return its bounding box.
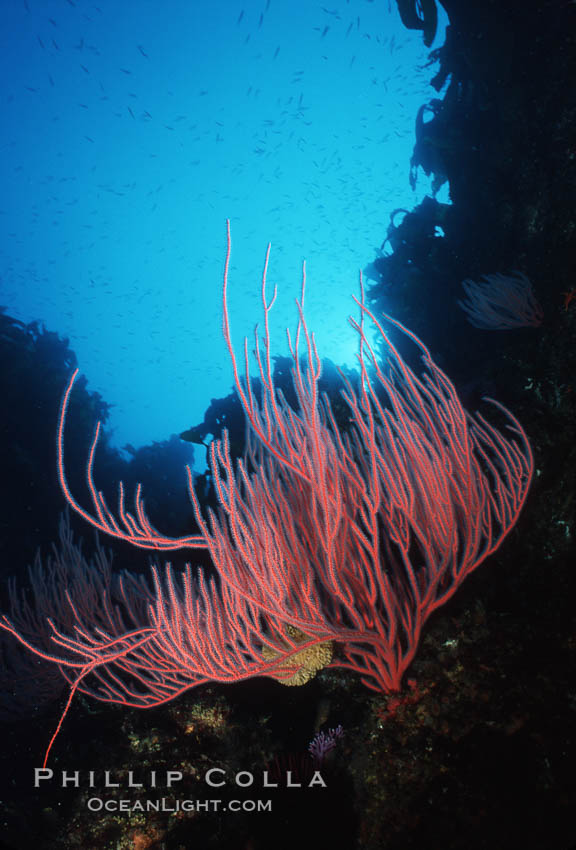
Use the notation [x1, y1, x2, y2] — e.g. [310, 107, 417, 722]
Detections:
[0, 223, 534, 765]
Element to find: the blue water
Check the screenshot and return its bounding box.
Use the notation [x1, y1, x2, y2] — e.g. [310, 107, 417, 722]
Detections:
[0, 0, 448, 469]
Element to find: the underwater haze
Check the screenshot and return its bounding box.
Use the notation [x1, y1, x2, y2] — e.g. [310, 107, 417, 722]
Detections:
[0, 0, 448, 468]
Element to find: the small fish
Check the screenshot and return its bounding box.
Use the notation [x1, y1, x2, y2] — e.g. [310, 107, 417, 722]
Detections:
[137, 44, 149, 58]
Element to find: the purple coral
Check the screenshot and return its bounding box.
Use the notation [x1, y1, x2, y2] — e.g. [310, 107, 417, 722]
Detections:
[458, 271, 543, 329]
[308, 725, 344, 764]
